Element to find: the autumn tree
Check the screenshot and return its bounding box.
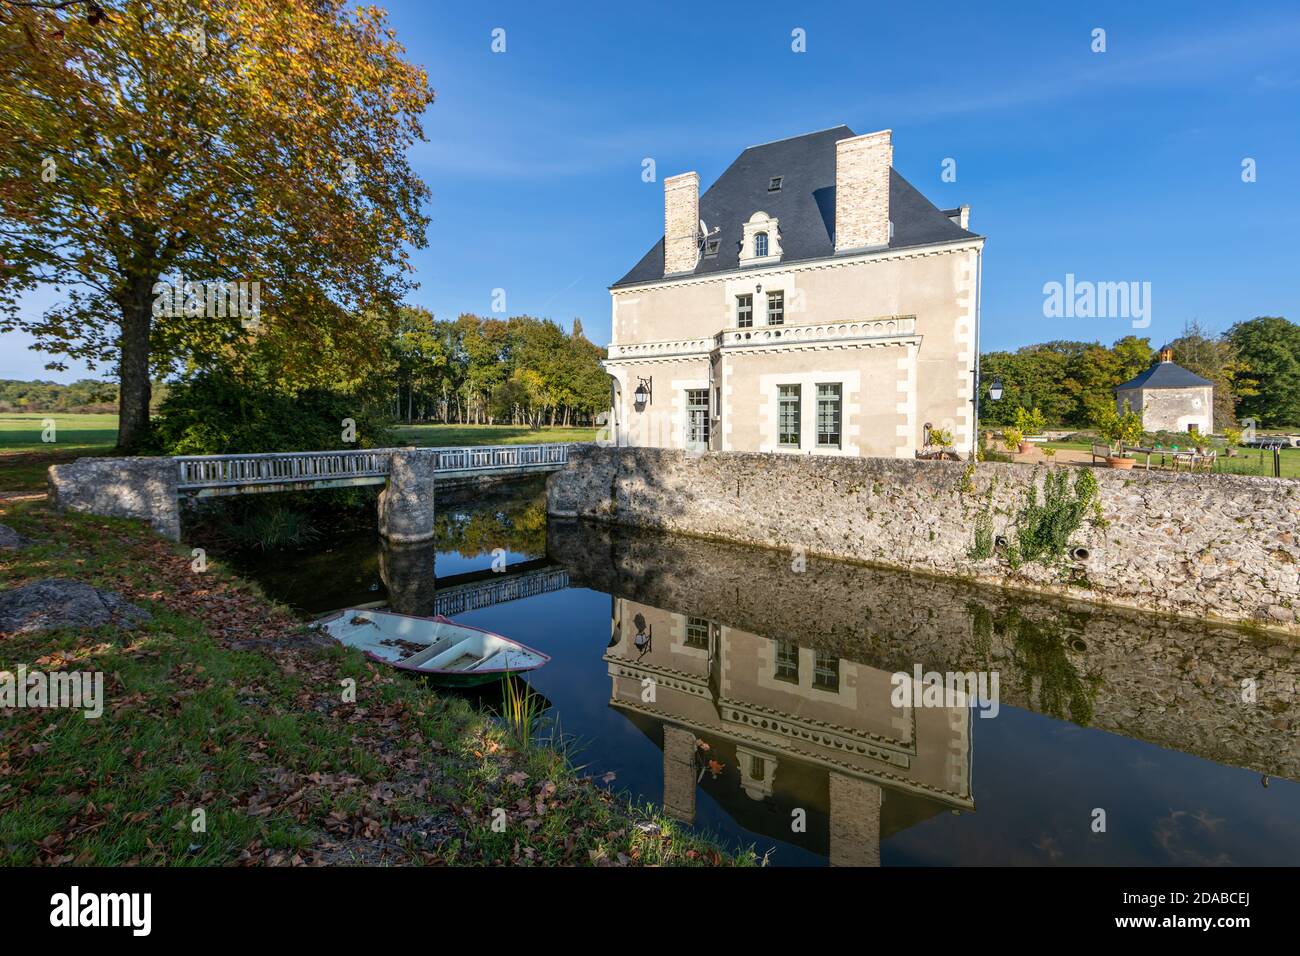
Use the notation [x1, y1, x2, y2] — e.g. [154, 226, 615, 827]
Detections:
[0, 0, 434, 449]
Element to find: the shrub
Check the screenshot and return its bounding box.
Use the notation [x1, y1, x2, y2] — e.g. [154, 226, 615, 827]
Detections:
[150, 370, 393, 455]
[1001, 426, 1024, 449]
[1093, 402, 1144, 451]
[1013, 406, 1047, 436]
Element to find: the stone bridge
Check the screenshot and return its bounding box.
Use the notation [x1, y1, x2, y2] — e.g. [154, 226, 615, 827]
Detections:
[47, 444, 576, 543]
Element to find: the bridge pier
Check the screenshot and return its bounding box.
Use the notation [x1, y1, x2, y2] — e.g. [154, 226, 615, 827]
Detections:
[377, 448, 437, 544]
[379, 536, 438, 616]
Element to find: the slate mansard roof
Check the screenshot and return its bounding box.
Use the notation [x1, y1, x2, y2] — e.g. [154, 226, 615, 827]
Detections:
[612, 125, 980, 289]
[1116, 362, 1214, 391]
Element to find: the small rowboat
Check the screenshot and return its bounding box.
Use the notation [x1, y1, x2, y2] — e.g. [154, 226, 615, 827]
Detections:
[315, 609, 549, 687]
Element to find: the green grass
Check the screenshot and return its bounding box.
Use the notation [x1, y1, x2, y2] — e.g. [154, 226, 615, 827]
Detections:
[393, 423, 597, 447]
[0, 500, 749, 867]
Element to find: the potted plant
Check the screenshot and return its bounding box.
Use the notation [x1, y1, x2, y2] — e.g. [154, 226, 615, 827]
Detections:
[1223, 428, 1242, 457]
[1094, 403, 1144, 469]
[1008, 406, 1047, 453]
[1001, 426, 1025, 454]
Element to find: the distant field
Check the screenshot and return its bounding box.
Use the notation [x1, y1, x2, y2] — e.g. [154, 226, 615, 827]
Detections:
[0, 412, 118, 451]
[0, 413, 118, 492]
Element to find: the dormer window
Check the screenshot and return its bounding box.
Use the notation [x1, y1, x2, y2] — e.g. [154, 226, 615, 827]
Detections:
[739, 212, 781, 266]
[768, 176, 783, 192]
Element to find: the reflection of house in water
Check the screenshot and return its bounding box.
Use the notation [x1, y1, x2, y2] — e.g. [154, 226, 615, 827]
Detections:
[605, 598, 973, 866]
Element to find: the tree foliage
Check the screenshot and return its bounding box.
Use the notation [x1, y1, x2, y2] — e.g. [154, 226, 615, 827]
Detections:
[384, 312, 608, 427]
[980, 336, 1154, 428]
[0, 0, 435, 449]
[1227, 316, 1300, 427]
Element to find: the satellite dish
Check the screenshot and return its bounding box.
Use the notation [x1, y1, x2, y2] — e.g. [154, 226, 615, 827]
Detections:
[697, 219, 720, 249]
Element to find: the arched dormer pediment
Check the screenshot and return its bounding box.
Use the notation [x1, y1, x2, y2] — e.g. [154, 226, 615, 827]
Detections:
[740, 211, 782, 266]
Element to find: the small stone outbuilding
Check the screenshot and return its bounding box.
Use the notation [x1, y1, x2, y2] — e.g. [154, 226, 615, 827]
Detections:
[1114, 348, 1214, 435]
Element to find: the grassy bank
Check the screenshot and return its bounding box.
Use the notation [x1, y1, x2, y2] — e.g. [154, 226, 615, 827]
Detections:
[0, 499, 749, 866]
[0, 413, 596, 494]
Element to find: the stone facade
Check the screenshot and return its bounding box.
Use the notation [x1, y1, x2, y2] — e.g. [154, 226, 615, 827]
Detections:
[834, 130, 892, 252]
[607, 245, 980, 457]
[547, 445, 1300, 634]
[48, 456, 180, 540]
[1116, 383, 1214, 434]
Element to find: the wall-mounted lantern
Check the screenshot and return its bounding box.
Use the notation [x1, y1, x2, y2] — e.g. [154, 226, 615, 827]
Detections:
[633, 376, 652, 411]
[632, 613, 652, 654]
[988, 378, 1004, 402]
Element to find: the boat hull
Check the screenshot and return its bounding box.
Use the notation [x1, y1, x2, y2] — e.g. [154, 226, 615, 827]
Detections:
[314, 609, 549, 685]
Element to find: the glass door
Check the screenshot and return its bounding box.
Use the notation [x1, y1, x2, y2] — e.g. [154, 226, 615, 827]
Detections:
[686, 389, 710, 451]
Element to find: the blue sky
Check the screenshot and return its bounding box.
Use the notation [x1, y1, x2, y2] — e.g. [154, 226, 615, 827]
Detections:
[6, 0, 1300, 380]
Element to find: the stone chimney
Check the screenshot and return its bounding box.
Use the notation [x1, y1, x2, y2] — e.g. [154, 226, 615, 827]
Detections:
[663, 171, 700, 276]
[834, 130, 892, 252]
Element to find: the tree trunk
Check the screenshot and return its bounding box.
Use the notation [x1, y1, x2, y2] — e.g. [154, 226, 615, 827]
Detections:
[116, 283, 154, 453]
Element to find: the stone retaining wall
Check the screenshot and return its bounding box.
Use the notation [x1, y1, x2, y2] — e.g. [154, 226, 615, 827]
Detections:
[546, 446, 1300, 634]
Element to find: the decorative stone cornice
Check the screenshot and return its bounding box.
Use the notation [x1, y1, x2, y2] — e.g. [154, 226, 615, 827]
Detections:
[609, 236, 984, 296]
[718, 696, 915, 766]
[604, 317, 920, 365]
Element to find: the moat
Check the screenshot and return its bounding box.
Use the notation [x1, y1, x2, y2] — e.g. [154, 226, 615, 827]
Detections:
[225, 477, 1300, 866]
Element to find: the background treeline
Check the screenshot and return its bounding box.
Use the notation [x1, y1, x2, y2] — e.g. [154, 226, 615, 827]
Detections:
[0, 378, 122, 413]
[386, 309, 608, 426]
[979, 316, 1300, 429]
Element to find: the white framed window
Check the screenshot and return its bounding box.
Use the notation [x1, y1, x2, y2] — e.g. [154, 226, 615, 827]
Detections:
[816, 383, 841, 448]
[766, 290, 784, 325]
[736, 293, 753, 328]
[775, 640, 799, 683]
[754, 232, 768, 258]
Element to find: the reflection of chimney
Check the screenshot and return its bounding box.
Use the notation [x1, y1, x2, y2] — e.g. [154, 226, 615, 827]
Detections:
[835, 129, 892, 252]
[829, 772, 882, 867]
[1158, 347, 1174, 363]
[663, 172, 700, 276]
[662, 724, 697, 824]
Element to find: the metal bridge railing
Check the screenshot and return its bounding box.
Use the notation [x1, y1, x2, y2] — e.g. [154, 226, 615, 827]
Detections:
[431, 443, 570, 473]
[176, 449, 393, 490]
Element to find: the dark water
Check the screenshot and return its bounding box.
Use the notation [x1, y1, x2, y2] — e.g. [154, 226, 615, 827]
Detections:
[226, 478, 1300, 866]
